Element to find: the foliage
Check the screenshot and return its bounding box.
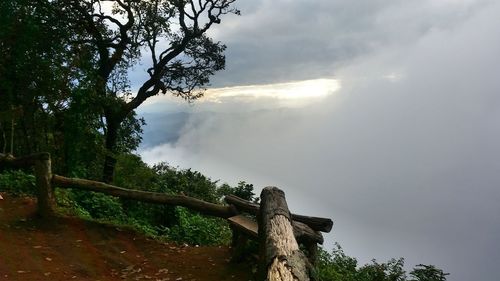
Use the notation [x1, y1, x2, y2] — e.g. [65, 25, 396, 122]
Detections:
[0, 170, 36, 196]
[152, 162, 220, 203]
[218, 181, 257, 202]
[0, 0, 77, 157]
[55, 0, 241, 181]
[0, 0, 239, 180]
[70, 190, 126, 221]
[52, 153, 253, 246]
[315, 244, 448, 281]
[315, 244, 358, 281]
[409, 264, 449, 281]
[0, 0, 142, 179]
[54, 189, 92, 219]
[168, 207, 232, 245]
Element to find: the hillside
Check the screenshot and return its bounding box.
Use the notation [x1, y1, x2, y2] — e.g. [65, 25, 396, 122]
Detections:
[0, 193, 254, 281]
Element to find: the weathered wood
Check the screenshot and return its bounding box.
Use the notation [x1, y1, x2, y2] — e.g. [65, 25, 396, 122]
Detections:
[34, 152, 55, 217]
[228, 215, 258, 238]
[230, 226, 250, 262]
[0, 152, 56, 217]
[0, 152, 48, 168]
[228, 214, 322, 265]
[292, 221, 323, 245]
[225, 194, 260, 213]
[52, 175, 235, 218]
[259, 187, 311, 281]
[225, 194, 333, 233]
[292, 221, 323, 265]
[291, 214, 333, 233]
[228, 215, 323, 245]
[228, 215, 260, 262]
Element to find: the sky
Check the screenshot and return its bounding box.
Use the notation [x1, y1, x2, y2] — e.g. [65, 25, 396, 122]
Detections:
[135, 1, 500, 280]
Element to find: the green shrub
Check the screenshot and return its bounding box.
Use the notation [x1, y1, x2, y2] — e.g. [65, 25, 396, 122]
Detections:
[315, 244, 447, 281]
[0, 170, 36, 196]
[50, 153, 257, 246]
[55, 188, 92, 218]
[168, 207, 232, 245]
[69, 190, 126, 221]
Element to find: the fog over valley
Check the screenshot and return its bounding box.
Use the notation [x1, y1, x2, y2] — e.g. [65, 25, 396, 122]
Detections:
[137, 1, 500, 280]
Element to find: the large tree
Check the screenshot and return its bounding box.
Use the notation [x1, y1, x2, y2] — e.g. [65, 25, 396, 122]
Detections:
[0, 0, 76, 157]
[63, 0, 239, 182]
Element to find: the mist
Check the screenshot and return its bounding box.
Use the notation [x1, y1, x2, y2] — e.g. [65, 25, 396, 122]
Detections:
[139, 1, 500, 280]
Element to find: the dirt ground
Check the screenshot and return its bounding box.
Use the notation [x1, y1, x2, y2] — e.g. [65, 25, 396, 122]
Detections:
[0, 193, 255, 281]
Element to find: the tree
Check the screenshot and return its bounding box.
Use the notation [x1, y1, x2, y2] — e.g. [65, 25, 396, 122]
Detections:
[315, 245, 448, 281]
[0, 0, 75, 157]
[409, 264, 449, 281]
[62, 0, 240, 182]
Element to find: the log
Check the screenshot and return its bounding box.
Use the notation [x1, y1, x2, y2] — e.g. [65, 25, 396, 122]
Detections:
[225, 194, 333, 233]
[228, 214, 322, 264]
[292, 221, 323, 245]
[228, 215, 258, 262]
[259, 187, 311, 281]
[52, 175, 235, 218]
[225, 196, 323, 244]
[225, 194, 260, 213]
[0, 152, 48, 168]
[34, 152, 55, 217]
[227, 215, 323, 245]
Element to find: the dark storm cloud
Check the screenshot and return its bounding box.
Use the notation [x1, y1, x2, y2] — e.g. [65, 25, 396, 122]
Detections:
[208, 0, 488, 87]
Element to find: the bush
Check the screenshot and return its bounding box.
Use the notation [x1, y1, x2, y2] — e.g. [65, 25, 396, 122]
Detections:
[315, 244, 447, 281]
[168, 207, 232, 245]
[56, 153, 254, 246]
[69, 190, 126, 221]
[0, 170, 36, 196]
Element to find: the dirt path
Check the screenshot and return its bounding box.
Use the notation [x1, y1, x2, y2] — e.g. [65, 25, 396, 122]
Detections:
[0, 193, 255, 281]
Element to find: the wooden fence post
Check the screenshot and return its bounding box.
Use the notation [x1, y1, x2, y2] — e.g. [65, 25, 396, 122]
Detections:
[259, 186, 312, 281]
[34, 152, 55, 217]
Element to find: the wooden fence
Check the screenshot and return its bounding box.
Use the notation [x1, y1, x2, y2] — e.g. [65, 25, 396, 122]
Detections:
[0, 152, 333, 281]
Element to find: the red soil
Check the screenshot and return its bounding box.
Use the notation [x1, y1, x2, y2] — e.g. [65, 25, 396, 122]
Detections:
[0, 193, 255, 281]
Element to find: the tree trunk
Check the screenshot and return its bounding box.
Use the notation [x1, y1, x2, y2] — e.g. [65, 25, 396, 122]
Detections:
[102, 117, 119, 183]
[259, 187, 312, 281]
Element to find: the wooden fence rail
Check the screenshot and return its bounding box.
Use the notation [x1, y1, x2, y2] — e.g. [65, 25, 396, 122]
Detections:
[1, 152, 332, 280]
[225, 194, 333, 232]
[52, 175, 234, 218]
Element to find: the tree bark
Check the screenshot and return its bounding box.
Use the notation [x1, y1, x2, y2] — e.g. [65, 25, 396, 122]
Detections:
[102, 117, 119, 183]
[259, 187, 312, 281]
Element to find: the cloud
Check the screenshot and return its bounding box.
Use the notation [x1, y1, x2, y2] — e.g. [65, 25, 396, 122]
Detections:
[140, 2, 500, 280]
[207, 0, 489, 87]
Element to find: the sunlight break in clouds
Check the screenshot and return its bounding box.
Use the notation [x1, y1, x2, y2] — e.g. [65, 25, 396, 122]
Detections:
[202, 79, 341, 102]
[139, 78, 341, 110]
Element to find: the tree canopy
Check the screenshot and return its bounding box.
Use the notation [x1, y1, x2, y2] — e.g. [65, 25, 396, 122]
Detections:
[63, 0, 239, 182]
[0, 0, 239, 180]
